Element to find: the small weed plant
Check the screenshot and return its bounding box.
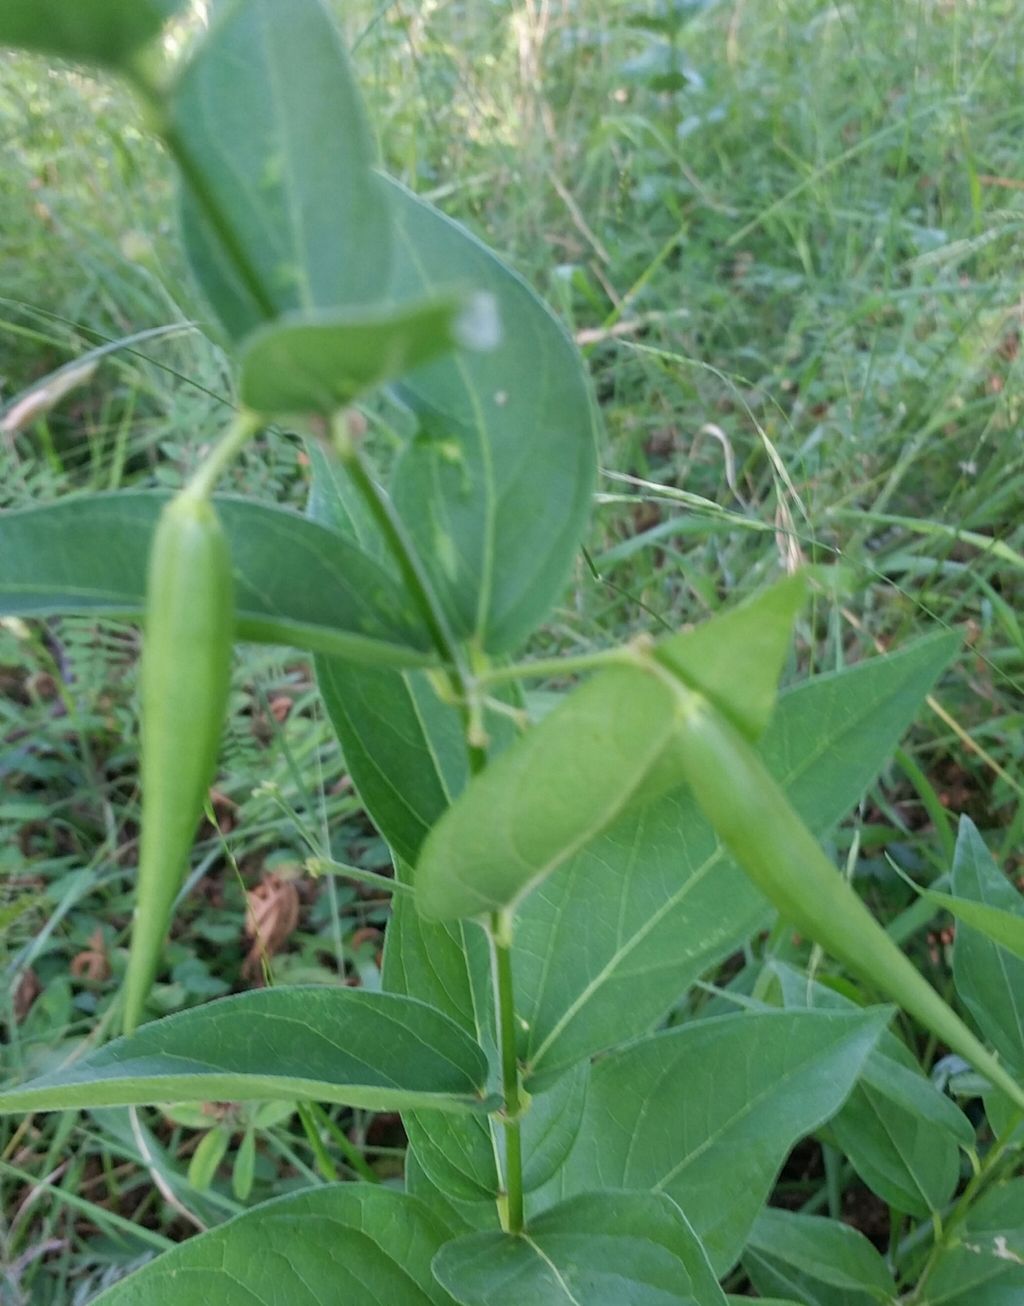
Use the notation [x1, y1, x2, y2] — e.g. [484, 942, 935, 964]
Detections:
[1, 3, 1022, 1303]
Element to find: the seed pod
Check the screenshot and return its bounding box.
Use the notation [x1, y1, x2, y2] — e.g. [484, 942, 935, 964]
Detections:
[122, 491, 234, 1034]
[675, 693, 1024, 1112]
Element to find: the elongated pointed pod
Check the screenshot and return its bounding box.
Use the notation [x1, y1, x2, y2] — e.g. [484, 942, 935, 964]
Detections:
[122, 490, 234, 1033]
[673, 692, 1024, 1111]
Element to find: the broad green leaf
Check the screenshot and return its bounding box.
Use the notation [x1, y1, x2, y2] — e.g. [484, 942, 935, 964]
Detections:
[407, 1063, 589, 1203]
[919, 1179, 1024, 1304]
[743, 1209, 897, 1306]
[0, 492, 432, 667]
[405, 1148, 501, 1236]
[858, 1052, 974, 1146]
[0, 988, 492, 1115]
[416, 663, 686, 921]
[516, 633, 960, 1088]
[238, 297, 465, 415]
[432, 1191, 727, 1306]
[405, 1110, 500, 1204]
[653, 573, 807, 739]
[770, 962, 968, 1217]
[173, 0, 389, 340]
[829, 1068, 964, 1220]
[519, 1063, 590, 1193]
[387, 887, 500, 1203]
[952, 817, 1024, 1073]
[317, 661, 470, 865]
[385, 874, 494, 1043]
[306, 437, 384, 547]
[91, 1184, 457, 1305]
[545, 1008, 889, 1274]
[385, 176, 598, 653]
[0, 0, 183, 67]
[984, 1090, 1024, 1146]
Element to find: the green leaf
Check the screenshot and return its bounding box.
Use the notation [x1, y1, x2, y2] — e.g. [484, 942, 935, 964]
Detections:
[0, 988, 492, 1115]
[917, 1179, 1024, 1304]
[952, 817, 1024, 1073]
[743, 1208, 898, 1306]
[984, 1089, 1024, 1146]
[384, 176, 598, 653]
[770, 962, 969, 1217]
[415, 663, 687, 921]
[306, 437, 384, 547]
[316, 662, 469, 864]
[238, 297, 467, 415]
[830, 1071, 965, 1220]
[172, 0, 389, 340]
[432, 1191, 727, 1306]
[545, 1008, 889, 1275]
[91, 1184, 457, 1305]
[385, 874, 495, 1042]
[405, 1148, 501, 1236]
[0, 492, 432, 667]
[188, 1124, 231, 1192]
[387, 888, 500, 1203]
[0, 0, 183, 67]
[653, 573, 807, 739]
[232, 1125, 256, 1202]
[515, 632, 960, 1089]
[407, 1063, 589, 1203]
[520, 1063, 590, 1193]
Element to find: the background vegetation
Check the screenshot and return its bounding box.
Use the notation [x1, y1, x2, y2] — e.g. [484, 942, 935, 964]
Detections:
[1, 0, 1022, 1299]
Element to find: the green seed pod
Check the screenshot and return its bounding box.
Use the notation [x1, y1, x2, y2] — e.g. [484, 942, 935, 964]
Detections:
[675, 693, 1024, 1112]
[122, 491, 234, 1034]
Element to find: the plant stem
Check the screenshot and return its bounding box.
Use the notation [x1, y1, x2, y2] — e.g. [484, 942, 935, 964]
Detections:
[907, 1106, 1024, 1301]
[125, 61, 277, 325]
[474, 644, 639, 689]
[305, 857, 414, 898]
[186, 409, 263, 500]
[331, 417, 467, 683]
[491, 908, 525, 1234]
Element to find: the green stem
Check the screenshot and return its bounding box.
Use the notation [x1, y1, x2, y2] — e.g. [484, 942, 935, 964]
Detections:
[331, 417, 467, 684]
[305, 857, 414, 898]
[186, 409, 263, 501]
[474, 645, 639, 689]
[125, 62, 277, 325]
[491, 908, 525, 1234]
[908, 1106, 1024, 1301]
